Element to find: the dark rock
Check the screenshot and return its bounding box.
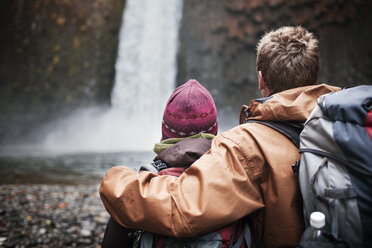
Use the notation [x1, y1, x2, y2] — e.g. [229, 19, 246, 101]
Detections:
[0, 184, 109, 248]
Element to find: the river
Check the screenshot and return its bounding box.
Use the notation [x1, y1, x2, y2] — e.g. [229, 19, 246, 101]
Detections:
[0, 150, 154, 185]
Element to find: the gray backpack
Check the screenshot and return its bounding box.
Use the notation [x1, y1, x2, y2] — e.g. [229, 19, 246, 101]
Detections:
[245, 85, 372, 248]
[298, 85, 372, 248]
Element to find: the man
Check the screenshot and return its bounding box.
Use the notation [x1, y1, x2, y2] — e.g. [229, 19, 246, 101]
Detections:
[100, 26, 340, 247]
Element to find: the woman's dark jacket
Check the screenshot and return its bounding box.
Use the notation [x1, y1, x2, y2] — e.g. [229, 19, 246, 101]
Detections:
[101, 138, 212, 247]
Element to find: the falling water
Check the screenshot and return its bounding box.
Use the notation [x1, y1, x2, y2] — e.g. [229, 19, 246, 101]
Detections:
[38, 0, 183, 153]
[112, 0, 182, 116]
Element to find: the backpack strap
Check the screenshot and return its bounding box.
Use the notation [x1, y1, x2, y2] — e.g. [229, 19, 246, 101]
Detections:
[244, 120, 303, 174]
[229, 219, 253, 248]
[244, 119, 303, 148]
[242, 119, 304, 248]
[247, 218, 262, 248]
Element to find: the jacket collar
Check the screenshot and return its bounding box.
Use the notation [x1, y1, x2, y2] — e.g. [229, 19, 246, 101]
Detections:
[240, 84, 340, 124]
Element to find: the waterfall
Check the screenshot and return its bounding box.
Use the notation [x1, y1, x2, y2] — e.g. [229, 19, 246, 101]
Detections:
[112, 0, 182, 116]
[38, 0, 183, 154]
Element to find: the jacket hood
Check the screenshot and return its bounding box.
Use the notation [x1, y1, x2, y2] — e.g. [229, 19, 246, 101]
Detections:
[155, 138, 211, 168]
[140, 137, 212, 173]
[240, 84, 341, 124]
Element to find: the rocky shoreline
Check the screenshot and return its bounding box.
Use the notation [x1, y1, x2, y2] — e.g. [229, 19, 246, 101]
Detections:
[0, 184, 109, 248]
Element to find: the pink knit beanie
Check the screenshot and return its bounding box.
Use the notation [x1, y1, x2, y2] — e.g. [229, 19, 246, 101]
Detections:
[161, 79, 218, 140]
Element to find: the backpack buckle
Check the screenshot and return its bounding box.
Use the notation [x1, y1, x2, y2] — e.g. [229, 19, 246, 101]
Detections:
[151, 160, 168, 172]
[131, 230, 143, 248]
[292, 160, 300, 175]
[362, 98, 372, 111]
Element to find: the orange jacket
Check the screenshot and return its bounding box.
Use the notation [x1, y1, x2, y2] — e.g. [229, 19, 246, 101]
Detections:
[100, 84, 340, 247]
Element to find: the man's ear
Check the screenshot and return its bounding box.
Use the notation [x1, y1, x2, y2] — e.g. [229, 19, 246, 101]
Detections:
[258, 71, 271, 97]
[258, 71, 265, 90]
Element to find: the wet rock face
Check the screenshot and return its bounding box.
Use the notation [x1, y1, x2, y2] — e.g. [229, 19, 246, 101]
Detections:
[177, 0, 372, 112]
[176, 0, 260, 113]
[0, 0, 125, 144]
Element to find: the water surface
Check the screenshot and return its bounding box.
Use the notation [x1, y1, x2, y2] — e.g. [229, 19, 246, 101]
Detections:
[0, 151, 154, 185]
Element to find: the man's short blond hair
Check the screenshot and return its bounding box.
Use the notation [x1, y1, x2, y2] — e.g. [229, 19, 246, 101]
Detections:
[256, 26, 320, 94]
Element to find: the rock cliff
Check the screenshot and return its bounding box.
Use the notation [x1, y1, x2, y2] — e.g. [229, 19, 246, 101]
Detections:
[0, 0, 125, 143]
[177, 0, 372, 112]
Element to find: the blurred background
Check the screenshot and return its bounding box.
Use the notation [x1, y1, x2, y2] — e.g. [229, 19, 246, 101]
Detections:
[0, 0, 371, 184]
[0, 1, 371, 246]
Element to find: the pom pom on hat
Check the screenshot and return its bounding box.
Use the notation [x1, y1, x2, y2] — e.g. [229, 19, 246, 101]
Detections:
[161, 79, 218, 140]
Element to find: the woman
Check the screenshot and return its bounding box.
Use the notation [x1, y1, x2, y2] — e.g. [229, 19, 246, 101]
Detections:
[101, 79, 218, 247]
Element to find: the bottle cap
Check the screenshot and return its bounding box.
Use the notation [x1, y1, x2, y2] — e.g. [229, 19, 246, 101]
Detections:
[310, 212, 325, 229]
